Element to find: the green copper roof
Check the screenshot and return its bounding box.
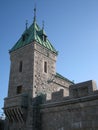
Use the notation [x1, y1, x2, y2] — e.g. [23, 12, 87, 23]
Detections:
[10, 21, 57, 54]
[56, 73, 74, 84]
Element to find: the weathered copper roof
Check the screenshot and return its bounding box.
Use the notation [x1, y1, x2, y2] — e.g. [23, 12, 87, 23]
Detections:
[10, 20, 57, 54]
[56, 73, 74, 84]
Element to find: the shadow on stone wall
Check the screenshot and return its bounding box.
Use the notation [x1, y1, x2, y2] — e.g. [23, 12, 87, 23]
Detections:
[0, 119, 4, 130]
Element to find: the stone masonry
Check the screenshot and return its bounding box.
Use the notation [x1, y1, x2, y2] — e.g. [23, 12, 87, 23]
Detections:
[41, 80, 98, 130]
[3, 10, 98, 130]
[3, 18, 73, 130]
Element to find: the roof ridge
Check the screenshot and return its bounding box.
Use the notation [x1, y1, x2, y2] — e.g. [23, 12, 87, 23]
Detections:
[56, 72, 74, 84]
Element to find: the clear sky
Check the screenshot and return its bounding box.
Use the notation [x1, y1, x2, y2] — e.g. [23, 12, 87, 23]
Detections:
[0, 0, 98, 114]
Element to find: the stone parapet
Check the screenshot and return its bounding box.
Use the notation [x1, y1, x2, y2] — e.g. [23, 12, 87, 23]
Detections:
[69, 80, 97, 98]
[4, 94, 28, 108]
[42, 80, 98, 104]
[40, 80, 98, 130]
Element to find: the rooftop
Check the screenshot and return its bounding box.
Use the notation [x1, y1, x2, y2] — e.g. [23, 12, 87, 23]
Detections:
[56, 73, 74, 84]
[10, 19, 57, 54]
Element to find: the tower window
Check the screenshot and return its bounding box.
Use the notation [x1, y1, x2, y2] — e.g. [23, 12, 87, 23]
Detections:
[17, 86, 22, 94]
[44, 61, 47, 73]
[43, 35, 47, 42]
[19, 61, 23, 72]
[22, 35, 26, 41]
[22, 33, 29, 41]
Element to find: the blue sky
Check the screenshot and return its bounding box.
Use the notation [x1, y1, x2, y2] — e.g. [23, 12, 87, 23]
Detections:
[0, 0, 98, 113]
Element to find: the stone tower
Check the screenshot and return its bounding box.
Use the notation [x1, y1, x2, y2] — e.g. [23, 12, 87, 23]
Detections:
[4, 9, 73, 130]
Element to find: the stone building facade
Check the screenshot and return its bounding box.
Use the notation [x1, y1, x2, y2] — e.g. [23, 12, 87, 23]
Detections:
[3, 9, 98, 130]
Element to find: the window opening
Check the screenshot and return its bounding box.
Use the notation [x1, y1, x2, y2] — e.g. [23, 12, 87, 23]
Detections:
[22, 35, 26, 41]
[19, 61, 23, 72]
[44, 61, 47, 73]
[17, 86, 22, 94]
[43, 35, 47, 42]
[22, 33, 29, 41]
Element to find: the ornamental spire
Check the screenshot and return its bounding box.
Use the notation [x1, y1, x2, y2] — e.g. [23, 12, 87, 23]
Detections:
[33, 6, 37, 40]
[33, 5, 36, 23]
[42, 20, 44, 30]
[25, 20, 28, 30]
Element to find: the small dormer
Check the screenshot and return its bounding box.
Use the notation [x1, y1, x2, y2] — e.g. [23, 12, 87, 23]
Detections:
[22, 33, 29, 42]
[38, 29, 47, 42]
[42, 29, 47, 42]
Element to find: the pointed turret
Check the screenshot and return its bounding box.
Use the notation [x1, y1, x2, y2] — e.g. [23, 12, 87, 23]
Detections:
[10, 9, 57, 54]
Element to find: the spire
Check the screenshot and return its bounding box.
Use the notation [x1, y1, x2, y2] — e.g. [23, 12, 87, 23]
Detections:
[25, 20, 28, 30]
[42, 20, 46, 37]
[42, 20, 44, 30]
[33, 5, 36, 23]
[33, 5, 37, 40]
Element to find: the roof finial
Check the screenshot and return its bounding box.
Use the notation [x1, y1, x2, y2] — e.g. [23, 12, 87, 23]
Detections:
[25, 20, 28, 30]
[33, 5, 36, 22]
[42, 20, 44, 30]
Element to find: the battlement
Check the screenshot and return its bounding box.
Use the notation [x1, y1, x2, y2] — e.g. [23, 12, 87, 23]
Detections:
[40, 80, 98, 130]
[51, 89, 64, 101]
[43, 80, 98, 104]
[69, 80, 97, 98]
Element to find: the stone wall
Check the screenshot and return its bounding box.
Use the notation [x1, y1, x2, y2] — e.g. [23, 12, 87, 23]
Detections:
[33, 42, 72, 99]
[8, 43, 34, 97]
[41, 80, 98, 130]
[4, 43, 35, 130]
[4, 41, 73, 130]
[0, 119, 4, 130]
[33, 42, 57, 98]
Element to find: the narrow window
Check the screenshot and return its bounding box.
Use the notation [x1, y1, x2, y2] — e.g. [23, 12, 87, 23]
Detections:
[44, 35, 47, 42]
[44, 61, 47, 73]
[19, 61, 22, 72]
[22, 34, 25, 41]
[43, 35, 47, 42]
[17, 86, 22, 94]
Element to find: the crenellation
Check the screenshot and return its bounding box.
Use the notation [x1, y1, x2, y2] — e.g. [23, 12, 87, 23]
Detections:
[41, 80, 98, 105]
[41, 86, 98, 130]
[69, 80, 97, 98]
[51, 89, 64, 101]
